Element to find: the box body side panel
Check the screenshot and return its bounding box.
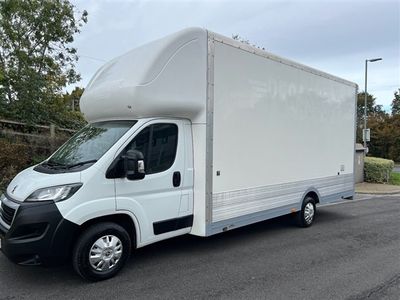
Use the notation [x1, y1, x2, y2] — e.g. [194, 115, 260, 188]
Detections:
[210, 41, 355, 226]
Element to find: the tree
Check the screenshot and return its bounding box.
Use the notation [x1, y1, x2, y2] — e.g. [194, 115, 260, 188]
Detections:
[388, 114, 400, 162]
[45, 87, 86, 130]
[368, 113, 392, 159]
[356, 92, 386, 143]
[363, 89, 400, 161]
[0, 0, 87, 126]
[356, 92, 384, 120]
[391, 88, 400, 115]
[64, 86, 84, 112]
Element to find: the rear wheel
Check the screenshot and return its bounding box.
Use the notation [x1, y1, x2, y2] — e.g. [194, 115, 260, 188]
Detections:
[72, 222, 131, 281]
[296, 196, 316, 227]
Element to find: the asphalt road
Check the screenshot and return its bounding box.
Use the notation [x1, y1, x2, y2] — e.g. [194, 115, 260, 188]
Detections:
[0, 195, 399, 300]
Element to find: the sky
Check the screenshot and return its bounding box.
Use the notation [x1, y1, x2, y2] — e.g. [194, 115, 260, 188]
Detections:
[71, 0, 400, 111]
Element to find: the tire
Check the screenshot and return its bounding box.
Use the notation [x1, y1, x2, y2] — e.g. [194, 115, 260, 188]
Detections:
[72, 222, 131, 281]
[296, 196, 316, 227]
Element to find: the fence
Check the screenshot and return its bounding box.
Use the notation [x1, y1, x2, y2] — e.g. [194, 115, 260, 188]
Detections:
[0, 119, 76, 153]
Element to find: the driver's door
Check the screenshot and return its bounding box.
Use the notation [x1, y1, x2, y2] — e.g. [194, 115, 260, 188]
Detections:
[115, 120, 193, 244]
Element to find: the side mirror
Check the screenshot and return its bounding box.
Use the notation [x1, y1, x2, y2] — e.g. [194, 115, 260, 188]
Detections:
[124, 150, 145, 180]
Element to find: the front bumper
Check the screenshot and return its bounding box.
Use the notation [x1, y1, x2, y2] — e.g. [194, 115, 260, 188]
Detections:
[0, 195, 79, 266]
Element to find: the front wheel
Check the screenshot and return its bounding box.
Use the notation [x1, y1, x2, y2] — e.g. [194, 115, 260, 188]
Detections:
[72, 222, 131, 281]
[296, 196, 316, 227]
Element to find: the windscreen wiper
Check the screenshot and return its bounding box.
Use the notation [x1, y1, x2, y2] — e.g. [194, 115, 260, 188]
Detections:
[42, 160, 67, 168]
[66, 159, 98, 169]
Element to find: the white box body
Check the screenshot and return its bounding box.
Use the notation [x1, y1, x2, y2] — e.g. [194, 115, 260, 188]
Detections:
[204, 33, 356, 235]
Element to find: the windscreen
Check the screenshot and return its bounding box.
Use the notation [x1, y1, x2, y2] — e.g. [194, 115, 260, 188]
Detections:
[46, 121, 136, 168]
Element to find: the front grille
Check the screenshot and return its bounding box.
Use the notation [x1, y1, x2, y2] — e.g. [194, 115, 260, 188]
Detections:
[0, 199, 16, 226]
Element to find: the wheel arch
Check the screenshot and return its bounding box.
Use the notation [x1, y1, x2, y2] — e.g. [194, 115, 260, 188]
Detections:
[77, 212, 140, 249]
[301, 187, 321, 204]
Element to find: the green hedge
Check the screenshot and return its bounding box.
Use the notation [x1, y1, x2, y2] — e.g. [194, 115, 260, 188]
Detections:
[364, 157, 394, 183]
[0, 130, 72, 192]
[0, 139, 31, 192]
[0, 138, 56, 192]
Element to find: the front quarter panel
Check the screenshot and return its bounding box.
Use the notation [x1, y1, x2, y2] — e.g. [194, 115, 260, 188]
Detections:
[55, 165, 115, 225]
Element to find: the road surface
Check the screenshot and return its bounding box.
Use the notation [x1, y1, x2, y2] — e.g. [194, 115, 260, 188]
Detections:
[0, 194, 399, 299]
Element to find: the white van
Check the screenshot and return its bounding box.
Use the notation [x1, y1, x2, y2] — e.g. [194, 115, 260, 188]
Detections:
[0, 28, 357, 281]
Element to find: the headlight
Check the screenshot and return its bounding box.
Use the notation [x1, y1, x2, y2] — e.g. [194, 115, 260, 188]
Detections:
[26, 183, 82, 202]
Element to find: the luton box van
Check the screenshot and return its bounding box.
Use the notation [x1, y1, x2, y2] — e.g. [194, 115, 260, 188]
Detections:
[0, 28, 357, 281]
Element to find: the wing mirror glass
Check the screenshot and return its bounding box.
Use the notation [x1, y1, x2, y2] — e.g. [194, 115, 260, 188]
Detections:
[124, 150, 145, 180]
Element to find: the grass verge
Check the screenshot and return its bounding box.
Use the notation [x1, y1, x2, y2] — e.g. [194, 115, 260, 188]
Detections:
[389, 172, 400, 185]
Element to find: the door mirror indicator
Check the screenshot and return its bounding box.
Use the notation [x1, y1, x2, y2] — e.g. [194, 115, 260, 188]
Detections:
[124, 150, 145, 180]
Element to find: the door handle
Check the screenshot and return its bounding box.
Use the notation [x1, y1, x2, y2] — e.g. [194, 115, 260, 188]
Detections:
[173, 171, 181, 187]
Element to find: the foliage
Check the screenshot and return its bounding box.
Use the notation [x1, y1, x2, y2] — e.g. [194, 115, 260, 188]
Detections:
[356, 92, 385, 144]
[0, 0, 87, 128]
[364, 156, 394, 183]
[356, 90, 400, 162]
[391, 89, 400, 115]
[53, 87, 86, 129]
[0, 139, 30, 192]
[367, 112, 400, 162]
[356, 92, 384, 120]
[0, 131, 72, 191]
[368, 114, 392, 159]
[386, 115, 400, 162]
[64, 86, 84, 112]
[389, 172, 400, 185]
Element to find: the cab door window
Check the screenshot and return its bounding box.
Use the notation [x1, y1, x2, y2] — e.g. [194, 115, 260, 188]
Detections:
[125, 123, 178, 174]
